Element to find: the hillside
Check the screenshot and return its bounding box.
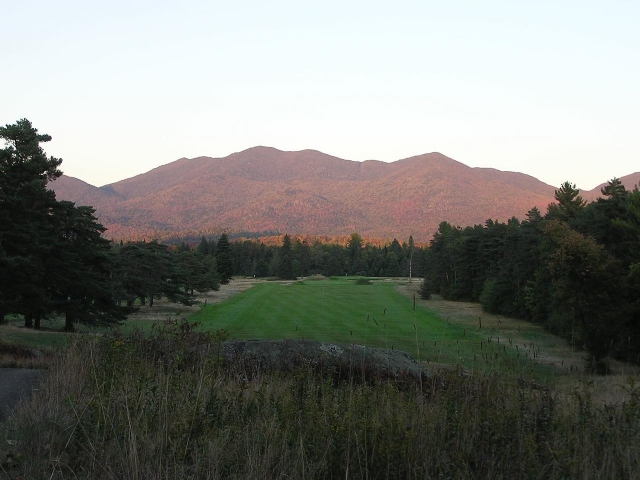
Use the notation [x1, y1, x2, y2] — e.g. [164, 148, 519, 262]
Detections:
[584, 172, 640, 201]
[49, 147, 561, 242]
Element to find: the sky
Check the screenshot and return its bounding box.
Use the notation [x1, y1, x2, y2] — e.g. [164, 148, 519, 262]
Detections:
[2, 0, 639, 190]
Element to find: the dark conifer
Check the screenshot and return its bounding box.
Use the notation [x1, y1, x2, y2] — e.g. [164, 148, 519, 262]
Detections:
[278, 234, 296, 280]
[215, 233, 234, 284]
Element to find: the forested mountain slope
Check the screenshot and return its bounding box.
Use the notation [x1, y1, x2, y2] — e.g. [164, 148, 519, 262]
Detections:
[51, 147, 568, 241]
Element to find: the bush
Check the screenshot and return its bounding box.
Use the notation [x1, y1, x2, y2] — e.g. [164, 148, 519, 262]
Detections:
[480, 278, 521, 316]
[419, 279, 431, 299]
[3, 324, 640, 479]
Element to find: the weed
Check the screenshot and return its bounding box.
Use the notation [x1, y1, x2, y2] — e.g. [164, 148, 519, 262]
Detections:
[2, 323, 640, 479]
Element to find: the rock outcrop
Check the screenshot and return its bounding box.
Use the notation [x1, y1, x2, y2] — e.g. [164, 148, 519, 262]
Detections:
[212, 339, 429, 381]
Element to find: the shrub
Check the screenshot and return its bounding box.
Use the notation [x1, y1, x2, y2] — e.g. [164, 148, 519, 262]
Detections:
[419, 279, 431, 299]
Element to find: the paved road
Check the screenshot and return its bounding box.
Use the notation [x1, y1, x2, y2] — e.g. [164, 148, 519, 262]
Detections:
[0, 368, 42, 423]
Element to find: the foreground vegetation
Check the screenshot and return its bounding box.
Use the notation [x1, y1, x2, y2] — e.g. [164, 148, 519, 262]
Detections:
[2, 323, 639, 479]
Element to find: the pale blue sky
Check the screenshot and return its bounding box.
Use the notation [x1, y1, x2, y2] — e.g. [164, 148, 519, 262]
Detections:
[3, 0, 638, 190]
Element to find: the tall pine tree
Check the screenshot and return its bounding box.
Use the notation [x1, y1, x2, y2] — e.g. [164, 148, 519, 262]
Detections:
[278, 234, 295, 280]
[0, 119, 125, 330]
[215, 233, 234, 284]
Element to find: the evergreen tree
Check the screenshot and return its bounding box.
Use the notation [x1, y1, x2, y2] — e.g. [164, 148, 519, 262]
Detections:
[385, 252, 401, 277]
[215, 233, 234, 284]
[419, 278, 431, 299]
[255, 259, 270, 277]
[543, 220, 621, 371]
[278, 234, 295, 280]
[347, 232, 363, 275]
[546, 181, 586, 222]
[575, 178, 631, 261]
[0, 119, 125, 331]
[269, 249, 281, 277]
[292, 238, 311, 277]
[111, 241, 195, 308]
[47, 202, 127, 331]
[0, 119, 62, 325]
[196, 237, 210, 255]
[176, 251, 219, 295]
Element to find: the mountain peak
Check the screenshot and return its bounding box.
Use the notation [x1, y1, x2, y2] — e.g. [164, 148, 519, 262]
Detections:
[51, 147, 562, 242]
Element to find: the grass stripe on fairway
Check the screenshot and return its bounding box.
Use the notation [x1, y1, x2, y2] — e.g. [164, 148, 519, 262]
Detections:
[189, 278, 541, 375]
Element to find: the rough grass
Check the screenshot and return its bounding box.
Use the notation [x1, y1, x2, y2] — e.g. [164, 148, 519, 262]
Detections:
[0, 339, 56, 369]
[0, 315, 95, 350]
[2, 323, 639, 479]
[0, 279, 256, 350]
[190, 278, 546, 377]
[398, 282, 588, 374]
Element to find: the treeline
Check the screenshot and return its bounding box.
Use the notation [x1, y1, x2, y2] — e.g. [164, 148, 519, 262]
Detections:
[423, 180, 640, 371]
[110, 241, 219, 308]
[189, 232, 425, 280]
[0, 120, 219, 332]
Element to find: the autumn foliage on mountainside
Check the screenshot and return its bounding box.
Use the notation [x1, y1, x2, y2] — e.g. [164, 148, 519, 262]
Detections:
[49, 147, 637, 242]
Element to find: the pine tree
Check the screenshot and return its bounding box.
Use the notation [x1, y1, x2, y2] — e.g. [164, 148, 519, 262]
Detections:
[347, 232, 363, 275]
[47, 202, 127, 331]
[176, 251, 220, 295]
[196, 237, 210, 255]
[546, 181, 586, 222]
[0, 119, 125, 331]
[111, 241, 196, 308]
[0, 119, 62, 326]
[215, 233, 234, 284]
[278, 234, 295, 280]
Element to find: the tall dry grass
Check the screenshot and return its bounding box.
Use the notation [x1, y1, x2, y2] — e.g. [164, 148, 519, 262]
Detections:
[1, 320, 640, 479]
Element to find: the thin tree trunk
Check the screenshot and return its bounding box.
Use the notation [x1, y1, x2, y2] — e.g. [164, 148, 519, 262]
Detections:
[65, 313, 75, 332]
[24, 313, 33, 328]
[149, 295, 154, 307]
[140, 296, 146, 306]
[34, 313, 41, 330]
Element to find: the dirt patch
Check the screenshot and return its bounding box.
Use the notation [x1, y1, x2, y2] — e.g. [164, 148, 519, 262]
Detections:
[127, 278, 260, 323]
[304, 275, 328, 281]
[0, 343, 54, 369]
[196, 278, 260, 305]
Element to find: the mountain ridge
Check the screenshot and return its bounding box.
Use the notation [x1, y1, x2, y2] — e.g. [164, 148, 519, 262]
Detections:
[49, 147, 637, 242]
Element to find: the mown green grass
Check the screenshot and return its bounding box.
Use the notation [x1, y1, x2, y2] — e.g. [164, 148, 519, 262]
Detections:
[190, 278, 542, 375]
[0, 278, 551, 376]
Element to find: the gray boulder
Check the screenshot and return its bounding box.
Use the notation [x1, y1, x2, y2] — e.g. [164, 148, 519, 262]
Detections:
[209, 339, 429, 381]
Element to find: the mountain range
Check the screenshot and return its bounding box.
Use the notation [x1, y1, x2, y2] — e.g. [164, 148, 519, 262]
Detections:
[48, 147, 640, 243]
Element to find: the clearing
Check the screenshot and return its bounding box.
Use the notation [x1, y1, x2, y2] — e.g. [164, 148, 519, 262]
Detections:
[190, 277, 545, 376]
